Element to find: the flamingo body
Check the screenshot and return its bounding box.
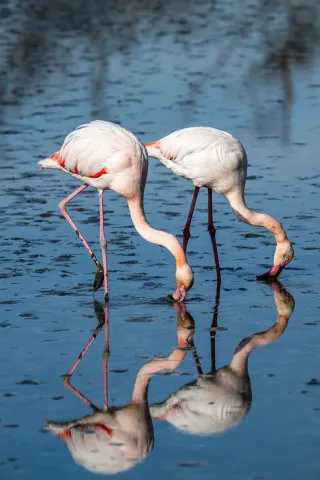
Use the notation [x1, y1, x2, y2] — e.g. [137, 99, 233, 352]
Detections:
[40, 121, 147, 198]
[146, 126, 294, 280]
[147, 127, 247, 195]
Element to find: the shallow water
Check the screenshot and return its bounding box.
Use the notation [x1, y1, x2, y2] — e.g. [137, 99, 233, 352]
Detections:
[1, 1, 320, 479]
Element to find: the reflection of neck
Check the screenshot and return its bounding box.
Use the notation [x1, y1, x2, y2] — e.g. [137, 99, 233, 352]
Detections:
[132, 348, 187, 404]
[127, 196, 187, 268]
[229, 314, 289, 375]
[210, 281, 221, 373]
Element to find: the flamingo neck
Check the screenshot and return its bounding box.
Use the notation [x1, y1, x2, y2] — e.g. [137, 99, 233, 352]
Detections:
[127, 196, 187, 268]
[227, 189, 287, 244]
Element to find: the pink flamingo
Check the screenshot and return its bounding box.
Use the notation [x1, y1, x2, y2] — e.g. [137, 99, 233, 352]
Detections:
[39, 121, 194, 302]
[146, 127, 294, 281]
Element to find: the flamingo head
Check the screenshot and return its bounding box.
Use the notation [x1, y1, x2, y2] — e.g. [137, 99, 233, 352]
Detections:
[170, 264, 194, 302]
[257, 239, 294, 280]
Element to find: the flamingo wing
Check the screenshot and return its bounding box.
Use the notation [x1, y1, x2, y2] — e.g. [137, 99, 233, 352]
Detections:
[60, 121, 138, 178]
[40, 121, 143, 180]
[147, 127, 230, 162]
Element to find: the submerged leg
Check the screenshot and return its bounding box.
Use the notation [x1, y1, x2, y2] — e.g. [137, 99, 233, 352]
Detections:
[99, 191, 108, 302]
[208, 189, 221, 282]
[58, 185, 104, 291]
[183, 187, 200, 252]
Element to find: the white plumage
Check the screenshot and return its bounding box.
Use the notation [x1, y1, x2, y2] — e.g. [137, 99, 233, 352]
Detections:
[39, 120, 148, 197]
[147, 126, 247, 194]
[146, 126, 294, 280]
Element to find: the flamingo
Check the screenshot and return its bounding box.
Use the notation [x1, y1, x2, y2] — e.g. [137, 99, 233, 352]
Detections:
[38, 121, 194, 302]
[145, 127, 294, 281]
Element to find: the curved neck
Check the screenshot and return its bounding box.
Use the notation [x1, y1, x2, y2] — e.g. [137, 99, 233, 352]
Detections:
[227, 189, 287, 243]
[127, 196, 187, 268]
[230, 313, 289, 374]
[132, 348, 187, 403]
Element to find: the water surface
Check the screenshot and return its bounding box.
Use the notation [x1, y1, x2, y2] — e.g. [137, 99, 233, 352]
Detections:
[1, 1, 320, 479]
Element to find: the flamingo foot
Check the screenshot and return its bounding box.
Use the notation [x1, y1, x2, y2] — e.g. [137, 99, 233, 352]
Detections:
[93, 270, 104, 291]
[257, 263, 286, 280]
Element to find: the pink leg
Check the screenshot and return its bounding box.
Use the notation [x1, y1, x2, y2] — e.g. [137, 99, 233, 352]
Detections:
[58, 185, 104, 291]
[183, 187, 200, 252]
[208, 189, 221, 282]
[99, 191, 108, 302]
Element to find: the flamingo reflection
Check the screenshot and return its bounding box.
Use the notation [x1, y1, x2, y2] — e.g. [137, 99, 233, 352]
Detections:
[46, 302, 194, 475]
[150, 280, 295, 435]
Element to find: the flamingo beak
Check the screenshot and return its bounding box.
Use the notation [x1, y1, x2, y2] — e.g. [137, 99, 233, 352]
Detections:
[257, 262, 286, 280]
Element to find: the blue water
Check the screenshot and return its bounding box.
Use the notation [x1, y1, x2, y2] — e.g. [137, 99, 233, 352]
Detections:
[1, 1, 320, 479]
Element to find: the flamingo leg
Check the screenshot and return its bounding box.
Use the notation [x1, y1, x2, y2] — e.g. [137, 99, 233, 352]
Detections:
[207, 189, 221, 282]
[99, 191, 108, 302]
[58, 185, 104, 291]
[183, 187, 200, 252]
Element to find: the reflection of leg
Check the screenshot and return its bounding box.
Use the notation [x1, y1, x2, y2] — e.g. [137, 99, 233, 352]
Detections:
[208, 189, 221, 282]
[63, 378, 99, 411]
[62, 301, 106, 410]
[99, 191, 108, 302]
[102, 305, 109, 409]
[183, 187, 200, 252]
[58, 185, 103, 275]
[190, 339, 204, 375]
[64, 321, 104, 377]
[210, 280, 221, 373]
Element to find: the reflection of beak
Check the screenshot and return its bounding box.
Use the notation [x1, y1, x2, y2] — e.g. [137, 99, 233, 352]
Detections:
[257, 262, 286, 280]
